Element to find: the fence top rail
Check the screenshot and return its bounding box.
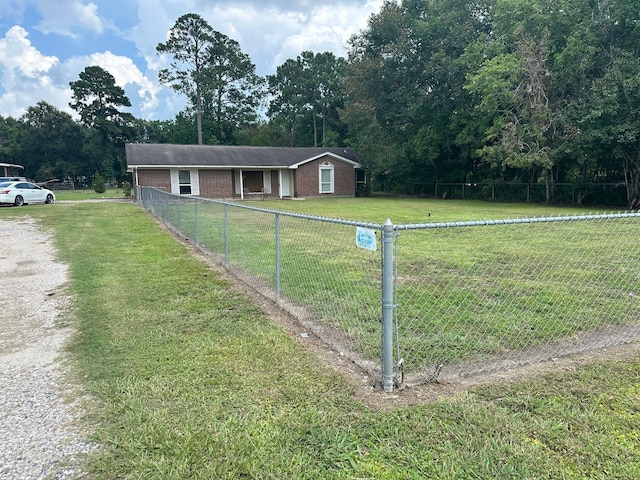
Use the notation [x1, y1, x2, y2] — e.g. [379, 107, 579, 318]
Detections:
[395, 211, 640, 230]
[140, 187, 640, 231]
[141, 186, 383, 229]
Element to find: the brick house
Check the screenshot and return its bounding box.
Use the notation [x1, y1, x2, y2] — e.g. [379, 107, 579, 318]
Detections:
[125, 144, 363, 200]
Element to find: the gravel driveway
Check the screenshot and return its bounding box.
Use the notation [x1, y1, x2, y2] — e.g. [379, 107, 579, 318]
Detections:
[0, 218, 93, 479]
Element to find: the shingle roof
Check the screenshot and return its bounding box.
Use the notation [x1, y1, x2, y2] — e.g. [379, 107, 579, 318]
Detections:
[125, 144, 359, 169]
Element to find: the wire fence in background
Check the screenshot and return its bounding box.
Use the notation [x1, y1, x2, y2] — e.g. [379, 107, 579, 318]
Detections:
[138, 187, 640, 391]
[391, 182, 628, 206]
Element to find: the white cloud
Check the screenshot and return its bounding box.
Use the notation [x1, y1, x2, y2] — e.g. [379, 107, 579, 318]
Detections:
[0, 26, 161, 119]
[0, 25, 64, 118]
[125, 0, 385, 117]
[161, 1, 383, 75]
[0, 0, 386, 120]
[65, 51, 162, 117]
[34, 0, 105, 37]
[0, 25, 58, 76]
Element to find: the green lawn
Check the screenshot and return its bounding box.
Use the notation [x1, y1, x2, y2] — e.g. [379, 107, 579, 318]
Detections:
[252, 196, 604, 224]
[52, 187, 129, 201]
[149, 195, 640, 373]
[7, 199, 640, 478]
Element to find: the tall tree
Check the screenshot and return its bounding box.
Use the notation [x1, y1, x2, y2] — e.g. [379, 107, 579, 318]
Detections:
[465, 32, 555, 200]
[268, 51, 347, 147]
[69, 66, 134, 136]
[69, 66, 135, 179]
[19, 101, 85, 181]
[462, 0, 640, 203]
[201, 31, 265, 143]
[0, 115, 23, 166]
[157, 13, 214, 145]
[344, 0, 491, 193]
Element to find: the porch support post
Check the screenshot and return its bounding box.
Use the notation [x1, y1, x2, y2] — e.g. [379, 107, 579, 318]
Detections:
[239, 169, 245, 200]
[134, 167, 139, 202]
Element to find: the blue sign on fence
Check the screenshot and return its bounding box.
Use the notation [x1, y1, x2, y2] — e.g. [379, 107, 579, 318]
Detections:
[356, 227, 377, 251]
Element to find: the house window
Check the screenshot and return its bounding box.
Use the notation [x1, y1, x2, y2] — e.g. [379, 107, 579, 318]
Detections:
[355, 169, 367, 196]
[178, 170, 191, 195]
[242, 171, 264, 192]
[319, 163, 334, 194]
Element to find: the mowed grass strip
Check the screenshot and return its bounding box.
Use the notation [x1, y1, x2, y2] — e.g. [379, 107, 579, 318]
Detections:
[17, 201, 639, 478]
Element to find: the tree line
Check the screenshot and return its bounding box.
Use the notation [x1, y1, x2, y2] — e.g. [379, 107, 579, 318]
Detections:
[0, 1, 638, 205]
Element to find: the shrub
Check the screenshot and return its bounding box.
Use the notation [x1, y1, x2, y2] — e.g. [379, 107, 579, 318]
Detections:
[93, 172, 106, 193]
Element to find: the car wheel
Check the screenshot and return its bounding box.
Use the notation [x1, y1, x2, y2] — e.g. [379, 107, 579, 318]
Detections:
[14, 195, 24, 207]
[45, 194, 54, 204]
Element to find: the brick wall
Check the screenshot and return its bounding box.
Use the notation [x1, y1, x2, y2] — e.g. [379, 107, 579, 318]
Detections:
[296, 157, 356, 197]
[135, 162, 356, 199]
[199, 170, 234, 198]
[137, 169, 171, 192]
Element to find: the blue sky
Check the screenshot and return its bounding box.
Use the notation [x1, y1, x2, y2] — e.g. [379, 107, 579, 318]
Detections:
[0, 0, 384, 121]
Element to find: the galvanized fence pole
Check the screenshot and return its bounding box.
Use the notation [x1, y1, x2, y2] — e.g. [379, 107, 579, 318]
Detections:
[275, 212, 281, 301]
[381, 219, 395, 392]
[177, 195, 181, 235]
[224, 204, 229, 267]
[164, 191, 169, 223]
[194, 198, 199, 246]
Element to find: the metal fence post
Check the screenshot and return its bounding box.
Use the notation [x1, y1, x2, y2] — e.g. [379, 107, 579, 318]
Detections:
[381, 218, 395, 392]
[177, 195, 181, 235]
[164, 191, 169, 223]
[224, 204, 229, 267]
[275, 212, 281, 301]
[194, 198, 199, 246]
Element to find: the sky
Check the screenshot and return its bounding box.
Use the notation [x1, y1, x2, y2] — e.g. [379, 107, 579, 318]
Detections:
[0, 0, 385, 121]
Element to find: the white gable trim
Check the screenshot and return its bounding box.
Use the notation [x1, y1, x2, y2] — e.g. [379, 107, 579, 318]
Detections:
[289, 152, 361, 169]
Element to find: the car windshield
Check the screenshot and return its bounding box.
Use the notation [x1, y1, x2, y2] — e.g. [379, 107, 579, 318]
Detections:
[0, 182, 10, 187]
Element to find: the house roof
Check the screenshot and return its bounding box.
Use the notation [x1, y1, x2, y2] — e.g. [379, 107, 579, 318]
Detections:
[126, 144, 360, 170]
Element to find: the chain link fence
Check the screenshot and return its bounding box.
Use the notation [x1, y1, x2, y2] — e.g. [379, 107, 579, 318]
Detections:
[139, 187, 384, 378]
[395, 182, 628, 206]
[138, 187, 640, 391]
[394, 214, 640, 385]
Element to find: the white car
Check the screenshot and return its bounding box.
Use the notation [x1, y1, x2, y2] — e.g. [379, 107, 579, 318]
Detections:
[0, 181, 55, 206]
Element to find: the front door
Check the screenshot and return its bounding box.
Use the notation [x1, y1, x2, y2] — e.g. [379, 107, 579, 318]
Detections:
[280, 171, 292, 197]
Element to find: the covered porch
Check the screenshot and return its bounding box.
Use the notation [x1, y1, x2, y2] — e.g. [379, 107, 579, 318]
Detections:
[234, 168, 294, 200]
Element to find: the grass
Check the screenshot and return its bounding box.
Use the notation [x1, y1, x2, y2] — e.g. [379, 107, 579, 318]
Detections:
[6, 199, 638, 478]
[52, 187, 129, 201]
[149, 196, 640, 371]
[253, 197, 605, 224]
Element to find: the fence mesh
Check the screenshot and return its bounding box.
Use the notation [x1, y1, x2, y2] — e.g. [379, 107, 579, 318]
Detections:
[395, 215, 640, 382]
[139, 187, 640, 388]
[140, 188, 383, 375]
